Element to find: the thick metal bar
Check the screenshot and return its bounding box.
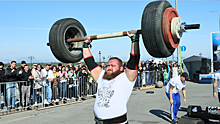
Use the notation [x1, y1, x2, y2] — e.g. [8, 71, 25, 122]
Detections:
[66, 29, 141, 43]
[184, 24, 200, 30]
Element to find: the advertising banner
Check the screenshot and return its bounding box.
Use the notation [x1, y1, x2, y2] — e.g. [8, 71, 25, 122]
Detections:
[211, 32, 220, 71]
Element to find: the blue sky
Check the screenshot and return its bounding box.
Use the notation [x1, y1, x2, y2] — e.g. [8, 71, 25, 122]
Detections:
[0, 0, 220, 64]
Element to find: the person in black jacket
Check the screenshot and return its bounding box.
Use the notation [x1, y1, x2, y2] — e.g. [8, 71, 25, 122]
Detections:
[18, 65, 33, 107]
[0, 62, 6, 108]
[5, 61, 18, 109]
[78, 68, 88, 97]
[17, 60, 26, 106]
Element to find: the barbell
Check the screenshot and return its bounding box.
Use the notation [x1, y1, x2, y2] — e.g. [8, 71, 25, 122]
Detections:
[48, 0, 200, 63]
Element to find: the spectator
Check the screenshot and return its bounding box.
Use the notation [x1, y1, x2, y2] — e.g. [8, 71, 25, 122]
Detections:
[18, 65, 34, 107]
[142, 67, 146, 87]
[75, 62, 83, 75]
[31, 63, 37, 74]
[148, 63, 157, 86]
[17, 60, 26, 104]
[0, 62, 6, 109]
[5, 61, 18, 110]
[57, 63, 62, 72]
[78, 68, 88, 97]
[51, 65, 59, 103]
[17, 60, 26, 72]
[32, 64, 43, 105]
[100, 63, 106, 70]
[58, 66, 68, 101]
[68, 67, 77, 98]
[145, 62, 150, 86]
[172, 63, 178, 77]
[67, 63, 76, 70]
[41, 64, 54, 104]
[141, 61, 146, 68]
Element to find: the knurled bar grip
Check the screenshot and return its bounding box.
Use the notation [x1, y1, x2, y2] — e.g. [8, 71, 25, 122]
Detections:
[66, 30, 142, 42]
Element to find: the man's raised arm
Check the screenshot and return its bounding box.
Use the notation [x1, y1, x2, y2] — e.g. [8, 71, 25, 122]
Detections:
[126, 29, 140, 82]
[83, 36, 102, 82]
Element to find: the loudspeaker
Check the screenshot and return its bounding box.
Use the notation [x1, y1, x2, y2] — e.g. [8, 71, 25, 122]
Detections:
[201, 58, 207, 67]
[193, 73, 199, 83]
[178, 116, 205, 124]
[200, 67, 209, 74]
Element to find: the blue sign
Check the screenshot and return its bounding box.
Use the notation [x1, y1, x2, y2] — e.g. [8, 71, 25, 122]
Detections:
[181, 46, 186, 52]
[212, 32, 220, 46]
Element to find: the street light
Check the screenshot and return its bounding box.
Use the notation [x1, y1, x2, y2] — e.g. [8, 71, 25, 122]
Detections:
[210, 11, 220, 31]
[99, 51, 101, 65]
[102, 56, 105, 62]
[28, 56, 34, 67]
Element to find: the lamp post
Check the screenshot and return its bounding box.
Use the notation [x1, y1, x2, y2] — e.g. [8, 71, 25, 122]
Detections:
[99, 51, 101, 65]
[28, 56, 34, 67]
[210, 11, 220, 31]
[102, 56, 105, 63]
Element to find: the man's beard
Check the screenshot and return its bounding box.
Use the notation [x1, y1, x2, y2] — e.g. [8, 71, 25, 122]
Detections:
[103, 69, 121, 80]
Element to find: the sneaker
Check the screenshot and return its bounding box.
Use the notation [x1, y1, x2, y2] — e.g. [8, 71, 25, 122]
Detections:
[44, 100, 49, 104]
[56, 99, 59, 102]
[172, 119, 177, 124]
[35, 102, 38, 105]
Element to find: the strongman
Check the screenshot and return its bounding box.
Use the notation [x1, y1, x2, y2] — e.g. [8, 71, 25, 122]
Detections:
[165, 72, 188, 124]
[83, 30, 140, 124]
[213, 69, 220, 102]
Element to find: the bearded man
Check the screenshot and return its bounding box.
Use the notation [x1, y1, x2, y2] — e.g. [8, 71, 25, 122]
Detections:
[82, 30, 140, 124]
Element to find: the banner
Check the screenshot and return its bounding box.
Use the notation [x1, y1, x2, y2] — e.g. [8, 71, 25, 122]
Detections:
[178, 45, 184, 73]
[211, 32, 220, 71]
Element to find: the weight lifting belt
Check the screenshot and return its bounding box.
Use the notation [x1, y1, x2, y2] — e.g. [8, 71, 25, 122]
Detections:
[126, 53, 140, 70]
[84, 56, 99, 72]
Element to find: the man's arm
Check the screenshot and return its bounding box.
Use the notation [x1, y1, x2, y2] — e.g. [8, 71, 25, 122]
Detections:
[213, 79, 218, 99]
[169, 84, 174, 104]
[126, 30, 140, 82]
[182, 87, 187, 104]
[83, 37, 102, 82]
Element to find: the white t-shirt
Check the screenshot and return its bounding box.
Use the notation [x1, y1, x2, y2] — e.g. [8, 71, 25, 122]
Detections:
[94, 70, 136, 119]
[172, 67, 178, 77]
[165, 76, 186, 94]
[214, 69, 220, 92]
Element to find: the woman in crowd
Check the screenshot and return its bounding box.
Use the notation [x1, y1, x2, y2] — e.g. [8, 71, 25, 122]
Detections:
[68, 67, 77, 99]
[58, 66, 68, 101]
[32, 64, 42, 105]
[51, 65, 59, 103]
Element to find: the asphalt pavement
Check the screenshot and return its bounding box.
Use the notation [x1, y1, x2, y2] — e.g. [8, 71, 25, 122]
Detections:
[0, 81, 219, 124]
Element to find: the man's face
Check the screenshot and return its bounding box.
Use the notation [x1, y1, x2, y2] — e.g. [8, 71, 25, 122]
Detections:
[106, 59, 121, 74]
[45, 65, 50, 71]
[11, 62, 16, 68]
[180, 76, 186, 82]
[103, 59, 122, 80]
[0, 65, 3, 69]
[78, 62, 82, 67]
[142, 61, 145, 64]
[24, 66, 29, 71]
[21, 63, 25, 67]
[101, 63, 105, 67]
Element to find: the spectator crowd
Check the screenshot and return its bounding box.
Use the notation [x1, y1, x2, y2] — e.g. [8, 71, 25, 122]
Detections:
[0, 59, 183, 111]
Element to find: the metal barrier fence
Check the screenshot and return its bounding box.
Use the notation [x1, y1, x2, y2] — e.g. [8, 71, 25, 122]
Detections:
[0, 76, 97, 113]
[134, 70, 165, 88]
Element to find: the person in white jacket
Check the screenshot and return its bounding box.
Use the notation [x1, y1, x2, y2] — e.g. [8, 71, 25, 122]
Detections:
[40, 64, 54, 104]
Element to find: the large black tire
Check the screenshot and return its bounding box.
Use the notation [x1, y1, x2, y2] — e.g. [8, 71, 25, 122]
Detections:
[49, 18, 86, 63]
[141, 1, 175, 58]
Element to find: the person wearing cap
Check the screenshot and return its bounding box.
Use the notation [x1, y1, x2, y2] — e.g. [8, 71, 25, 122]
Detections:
[165, 72, 188, 124]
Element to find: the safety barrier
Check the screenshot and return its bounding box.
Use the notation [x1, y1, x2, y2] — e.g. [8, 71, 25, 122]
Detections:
[0, 76, 97, 114]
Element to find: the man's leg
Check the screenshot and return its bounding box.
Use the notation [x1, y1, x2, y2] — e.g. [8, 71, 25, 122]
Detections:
[6, 84, 11, 108]
[46, 86, 52, 102]
[12, 85, 16, 108]
[26, 86, 31, 106]
[58, 82, 62, 99]
[170, 93, 176, 121]
[174, 93, 181, 118]
[21, 85, 26, 107]
[63, 82, 66, 98]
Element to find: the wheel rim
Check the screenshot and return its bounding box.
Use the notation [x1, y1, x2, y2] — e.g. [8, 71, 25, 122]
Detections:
[64, 25, 83, 56]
